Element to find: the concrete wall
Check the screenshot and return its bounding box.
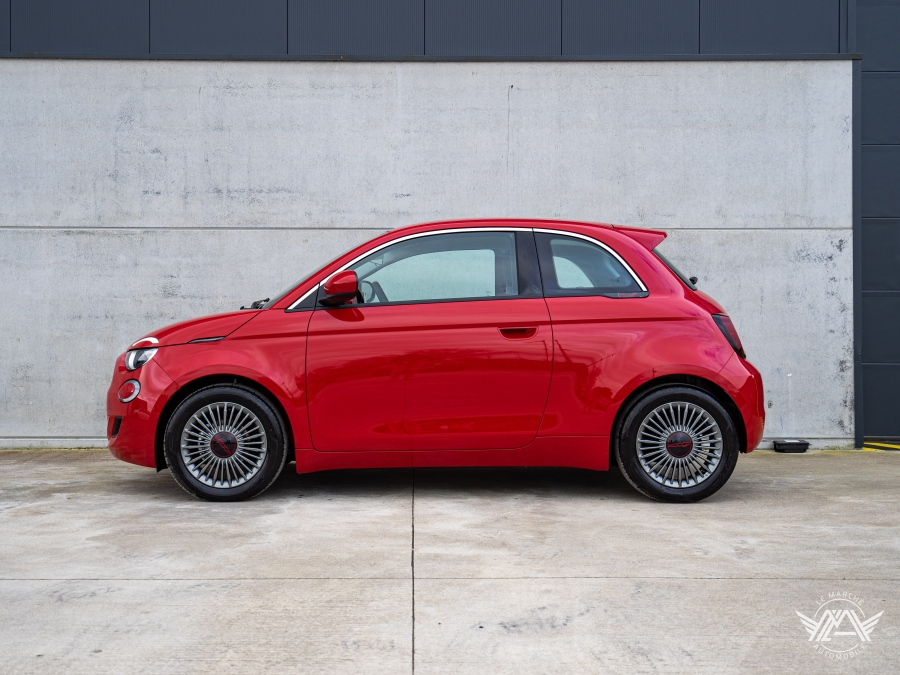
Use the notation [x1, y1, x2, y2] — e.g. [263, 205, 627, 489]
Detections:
[0, 59, 854, 447]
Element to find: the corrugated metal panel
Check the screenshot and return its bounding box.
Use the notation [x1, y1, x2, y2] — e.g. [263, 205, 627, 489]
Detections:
[426, 0, 561, 56]
[1, 0, 10, 51]
[858, 0, 900, 71]
[862, 146, 900, 218]
[700, 0, 839, 54]
[862, 73, 900, 144]
[150, 0, 286, 55]
[289, 0, 423, 56]
[862, 220, 900, 290]
[10, 0, 148, 53]
[563, 0, 699, 55]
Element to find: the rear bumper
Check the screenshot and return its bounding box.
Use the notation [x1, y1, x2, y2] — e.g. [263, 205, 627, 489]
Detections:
[715, 354, 765, 452]
[106, 356, 177, 468]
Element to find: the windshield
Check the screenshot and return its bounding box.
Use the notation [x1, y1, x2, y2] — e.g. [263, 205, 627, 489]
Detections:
[259, 248, 352, 309]
[653, 247, 697, 291]
[261, 277, 309, 309]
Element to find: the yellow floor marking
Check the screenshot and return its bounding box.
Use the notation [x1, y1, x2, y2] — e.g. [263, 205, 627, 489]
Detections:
[864, 442, 900, 450]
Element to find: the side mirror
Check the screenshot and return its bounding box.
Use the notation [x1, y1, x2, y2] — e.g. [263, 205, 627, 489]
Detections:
[320, 270, 358, 306]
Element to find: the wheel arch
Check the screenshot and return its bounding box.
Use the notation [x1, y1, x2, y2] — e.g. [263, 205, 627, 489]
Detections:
[154, 374, 295, 471]
[610, 374, 748, 457]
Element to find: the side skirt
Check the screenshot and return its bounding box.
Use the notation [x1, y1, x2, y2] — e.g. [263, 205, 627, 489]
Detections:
[293, 436, 609, 473]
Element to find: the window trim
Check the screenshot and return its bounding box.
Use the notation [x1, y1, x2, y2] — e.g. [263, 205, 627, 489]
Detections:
[287, 227, 530, 310]
[284, 284, 319, 312]
[532, 228, 648, 294]
[286, 226, 647, 310]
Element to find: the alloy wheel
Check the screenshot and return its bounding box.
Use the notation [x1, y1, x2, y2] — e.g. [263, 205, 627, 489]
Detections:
[635, 401, 723, 488]
[179, 402, 268, 489]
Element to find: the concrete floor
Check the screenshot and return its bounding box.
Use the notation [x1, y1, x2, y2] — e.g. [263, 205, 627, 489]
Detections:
[0, 449, 897, 675]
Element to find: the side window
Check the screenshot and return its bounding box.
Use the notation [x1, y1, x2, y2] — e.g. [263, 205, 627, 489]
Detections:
[535, 232, 645, 297]
[348, 232, 519, 305]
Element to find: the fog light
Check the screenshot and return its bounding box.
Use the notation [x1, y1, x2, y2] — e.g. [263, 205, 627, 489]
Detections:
[118, 379, 140, 403]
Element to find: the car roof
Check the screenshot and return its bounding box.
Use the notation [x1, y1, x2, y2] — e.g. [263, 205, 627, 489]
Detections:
[386, 218, 666, 250]
[387, 217, 614, 234]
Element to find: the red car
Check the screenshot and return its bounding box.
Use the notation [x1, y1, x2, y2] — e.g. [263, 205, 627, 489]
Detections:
[107, 219, 764, 503]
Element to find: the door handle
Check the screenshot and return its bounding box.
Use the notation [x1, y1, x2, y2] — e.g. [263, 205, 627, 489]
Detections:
[499, 327, 538, 339]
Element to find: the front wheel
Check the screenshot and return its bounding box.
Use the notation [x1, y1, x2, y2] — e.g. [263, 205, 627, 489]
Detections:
[615, 386, 740, 503]
[164, 385, 288, 501]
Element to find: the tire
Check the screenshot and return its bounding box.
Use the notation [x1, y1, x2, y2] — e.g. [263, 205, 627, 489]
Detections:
[164, 385, 288, 501]
[614, 386, 739, 503]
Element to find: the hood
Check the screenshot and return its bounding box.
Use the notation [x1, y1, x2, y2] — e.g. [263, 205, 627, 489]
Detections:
[129, 310, 260, 349]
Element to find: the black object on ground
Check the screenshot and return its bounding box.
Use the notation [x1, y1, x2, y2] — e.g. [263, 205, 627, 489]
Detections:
[773, 439, 809, 453]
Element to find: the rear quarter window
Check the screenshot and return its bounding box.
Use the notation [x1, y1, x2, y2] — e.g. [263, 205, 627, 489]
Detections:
[535, 232, 646, 298]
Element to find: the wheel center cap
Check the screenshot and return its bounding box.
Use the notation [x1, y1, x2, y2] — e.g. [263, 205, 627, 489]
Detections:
[665, 431, 694, 458]
[210, 431, 238, 458]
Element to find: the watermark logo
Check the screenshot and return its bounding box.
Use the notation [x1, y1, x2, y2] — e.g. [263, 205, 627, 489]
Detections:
[796, 592, 884, 660]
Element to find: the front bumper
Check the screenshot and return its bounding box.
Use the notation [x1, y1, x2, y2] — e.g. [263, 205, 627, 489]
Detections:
[106, 355, 177, 468]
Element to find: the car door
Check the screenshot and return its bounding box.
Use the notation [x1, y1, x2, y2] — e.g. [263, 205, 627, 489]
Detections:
[305, 229, 553, 451]
[533, 230, 652, 437]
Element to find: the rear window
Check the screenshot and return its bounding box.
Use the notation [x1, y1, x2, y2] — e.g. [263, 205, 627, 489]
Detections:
[653, 248, 697, 291]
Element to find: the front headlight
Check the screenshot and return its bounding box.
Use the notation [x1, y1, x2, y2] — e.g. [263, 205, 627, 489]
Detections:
[125, 348, 158, 371]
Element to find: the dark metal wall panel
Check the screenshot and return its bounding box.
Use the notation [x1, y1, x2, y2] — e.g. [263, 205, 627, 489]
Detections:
[862, 146, 900, 218]
[289, 0, 423, 56]
[1, 0, 10, 52]
[853, 57, 864, 446]
[426, 0, 561, 56]
[857, 0, 900, 71]
[861, 364, 900, 435]
[10, 0, 148, 53]
[862, 295, 900, 361]
[840, 0, 848, 52]
[150, 0, 286, 55]
[699, 0, 840, 54]
[0, 0, 861, 57]
[857, 4, 900, 436]
[562, 0, 698, 55]
[862, 220, 900, 290]
[862, 73, 900, 144]
[858, 3, 900, 438]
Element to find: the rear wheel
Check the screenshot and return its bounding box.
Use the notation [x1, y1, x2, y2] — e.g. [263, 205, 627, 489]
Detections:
[164, 385, 288, 501]
[615, 386, 739, 503]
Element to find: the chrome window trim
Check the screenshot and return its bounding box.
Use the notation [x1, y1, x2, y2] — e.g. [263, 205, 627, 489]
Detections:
[286, 225, 646, 310]
[287, 227, 529, 310]
[532, 227, 648, 293]
[287, 283, 320, 310]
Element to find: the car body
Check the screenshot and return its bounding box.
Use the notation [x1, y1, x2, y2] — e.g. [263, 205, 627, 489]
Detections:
[107, 219, 764, 502]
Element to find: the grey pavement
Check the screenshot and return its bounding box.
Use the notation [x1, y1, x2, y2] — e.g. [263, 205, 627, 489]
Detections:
[1, 449, 897, 674]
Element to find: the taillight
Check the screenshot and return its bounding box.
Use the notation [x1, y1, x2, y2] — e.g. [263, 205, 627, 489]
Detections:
[712, 314, 746, 359]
